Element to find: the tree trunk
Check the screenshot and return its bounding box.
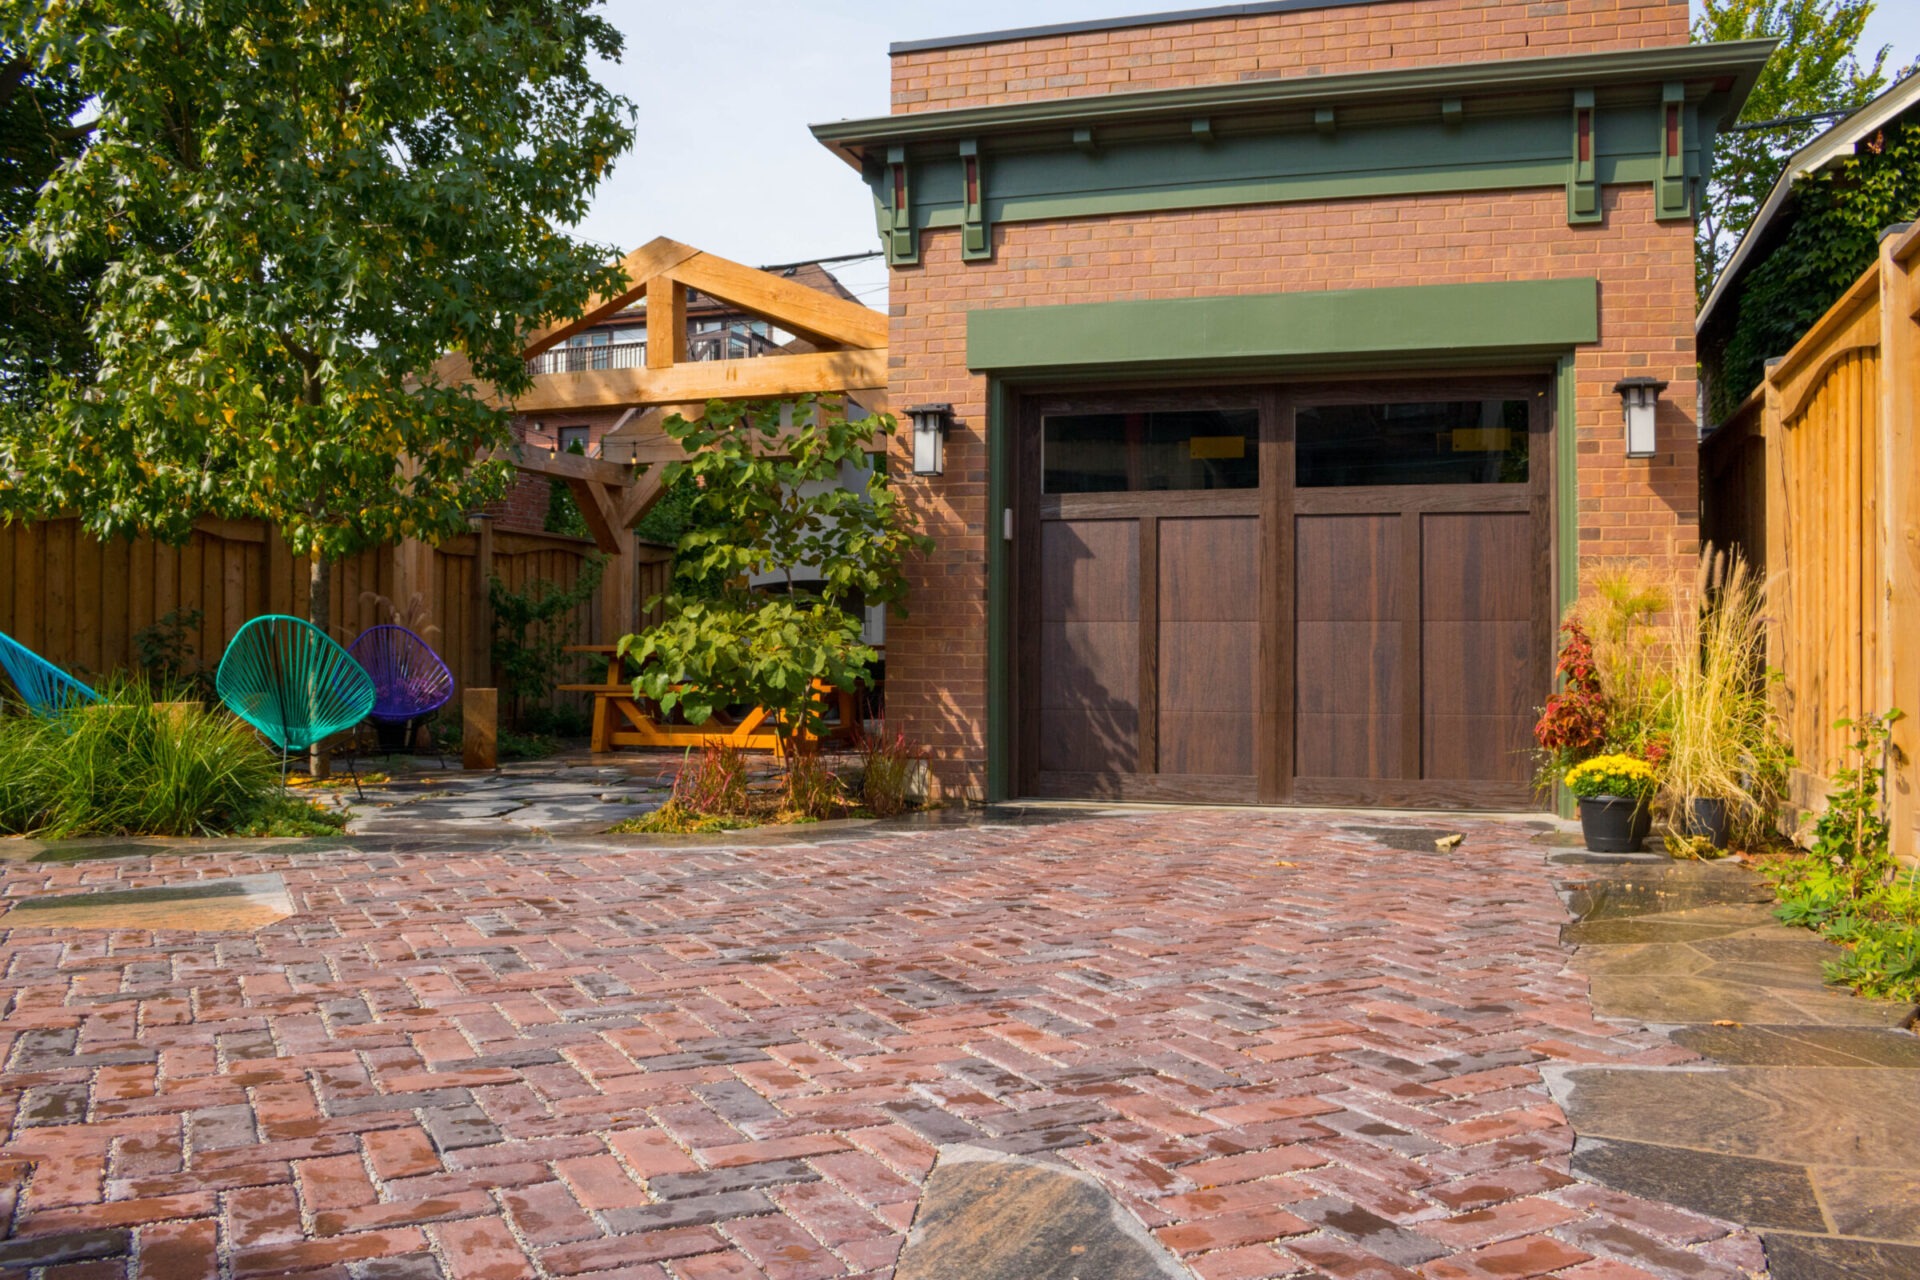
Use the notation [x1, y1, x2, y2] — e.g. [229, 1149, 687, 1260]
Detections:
[307, 555, 332, 778]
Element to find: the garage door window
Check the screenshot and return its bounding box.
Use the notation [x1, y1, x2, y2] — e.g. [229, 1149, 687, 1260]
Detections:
[1044, 409, 1259, 494]
[1296, 399, 1529, 488]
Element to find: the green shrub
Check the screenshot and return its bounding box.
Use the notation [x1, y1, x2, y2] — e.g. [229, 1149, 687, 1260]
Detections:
[1770, 711, 1920, 1002]
[0, 681, 282, 837]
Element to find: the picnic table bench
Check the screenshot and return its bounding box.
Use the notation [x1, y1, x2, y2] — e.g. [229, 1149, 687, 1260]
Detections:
[560, 645, 859, 755]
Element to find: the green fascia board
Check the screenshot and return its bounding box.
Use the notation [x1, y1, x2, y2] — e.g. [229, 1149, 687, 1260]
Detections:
[901, 104, 1686, 230]
[967, 278, 1598, 375]
[813, 40, 1776, 163]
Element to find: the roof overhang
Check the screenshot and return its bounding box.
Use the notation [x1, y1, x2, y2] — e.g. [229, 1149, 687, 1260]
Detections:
[813, 41, 1777, 170]
[1698, 71, 1920, 334]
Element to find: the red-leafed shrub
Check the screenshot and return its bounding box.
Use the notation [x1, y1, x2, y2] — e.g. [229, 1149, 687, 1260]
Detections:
[1535, 622, 1609, 760]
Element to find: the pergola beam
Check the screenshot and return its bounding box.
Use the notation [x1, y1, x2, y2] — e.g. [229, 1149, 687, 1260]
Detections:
[509, 349, 889, 415]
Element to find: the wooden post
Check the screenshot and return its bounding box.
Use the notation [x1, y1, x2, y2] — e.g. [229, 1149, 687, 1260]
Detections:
[603, 510, 636, 645]
[646, 275, 688, 369]
[470, 515, 494, 695]
[463, 687, 497, 770]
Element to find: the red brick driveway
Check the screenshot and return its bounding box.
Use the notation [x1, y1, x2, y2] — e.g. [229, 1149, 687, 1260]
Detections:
[0, 812, 1765, 1279]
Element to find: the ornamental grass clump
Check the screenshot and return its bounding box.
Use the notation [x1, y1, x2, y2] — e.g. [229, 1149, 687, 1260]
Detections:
[1657, 550, 1790, 845]
[1564, 754, 1657, 802]
[856, 726, 929, 818]
[0, 678, 282, 837]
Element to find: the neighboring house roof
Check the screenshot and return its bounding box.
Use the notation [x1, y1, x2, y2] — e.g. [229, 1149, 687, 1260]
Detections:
[1697, 71, 1920, 334]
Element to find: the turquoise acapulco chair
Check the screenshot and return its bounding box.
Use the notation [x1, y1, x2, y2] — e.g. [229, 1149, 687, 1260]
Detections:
[0, 628, 104, 717]
[216, 615, 376, 791]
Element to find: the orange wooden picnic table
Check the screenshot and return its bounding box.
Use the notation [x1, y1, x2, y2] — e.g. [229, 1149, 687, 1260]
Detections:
[559, 645, 858, 754]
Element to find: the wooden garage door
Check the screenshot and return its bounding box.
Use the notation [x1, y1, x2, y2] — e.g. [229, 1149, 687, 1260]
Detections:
[1288, 390, 1551, 809]
[1016, 383, 1551, 809]
[1021, 402, 1264, 802]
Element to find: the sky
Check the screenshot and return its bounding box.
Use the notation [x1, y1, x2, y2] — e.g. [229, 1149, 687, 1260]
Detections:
[576, 0, 1920, 309]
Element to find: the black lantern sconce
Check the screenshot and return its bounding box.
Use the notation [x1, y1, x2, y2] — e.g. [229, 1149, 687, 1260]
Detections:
[907, 403, 954, 477]
[1613, 376, 1667, 460]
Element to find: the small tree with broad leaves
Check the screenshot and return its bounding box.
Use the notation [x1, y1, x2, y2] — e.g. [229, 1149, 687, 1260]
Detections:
[618, 398, 932, 792]
[0, 0, 636, 778]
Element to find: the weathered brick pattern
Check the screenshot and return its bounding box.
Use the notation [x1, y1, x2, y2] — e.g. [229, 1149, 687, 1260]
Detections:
[0, 814, 1766, 1278]
[892, 0, 1690, 112]
[884, 186, 1700, 794]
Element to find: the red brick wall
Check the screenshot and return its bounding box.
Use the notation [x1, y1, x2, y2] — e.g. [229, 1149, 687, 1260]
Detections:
[885, 184, 1701, 797]
[482, 412, 638, 532]
[892, 0, 1690, 112]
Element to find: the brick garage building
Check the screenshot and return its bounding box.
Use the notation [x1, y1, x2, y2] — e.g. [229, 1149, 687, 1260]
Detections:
[813, 0, 1770, 807]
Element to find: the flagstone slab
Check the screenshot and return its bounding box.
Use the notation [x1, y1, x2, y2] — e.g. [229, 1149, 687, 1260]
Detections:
[1, 873, 293, 931]
[894, 1145, 1193, 1280]
[1761, 1232, 1920, 1280]
[1561, 869, 1776, 921]
[1673, 1024, 1920, 1068]
[1570, 1137, 1827, 1233]
[1807, 1165, 1920, 1242]
[1585, 973, 1914, 1028]
[1559, 1066, 1920, 1168]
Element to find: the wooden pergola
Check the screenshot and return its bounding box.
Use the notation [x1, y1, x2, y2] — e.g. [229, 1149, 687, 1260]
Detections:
[432, 237, 890, 641]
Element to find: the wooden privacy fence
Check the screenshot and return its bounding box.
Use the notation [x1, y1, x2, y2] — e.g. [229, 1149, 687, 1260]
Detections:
[0, 515, 673, 709]
[1701, 221, 1920, 858]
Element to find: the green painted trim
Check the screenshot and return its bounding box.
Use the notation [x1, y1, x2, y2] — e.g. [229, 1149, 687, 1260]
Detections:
[968, 279, 1598, 374]
[868, 101, 1697, 243]
[1554, 354, 1580, 820]
[813, 40, 1776, 158]
[1554, 354, 1580, 621]
[985, 378, 1012, 802]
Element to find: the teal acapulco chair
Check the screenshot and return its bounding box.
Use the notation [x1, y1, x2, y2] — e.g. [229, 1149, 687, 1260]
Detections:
[215, 615, 376, 791]
[0, 628, 104, 717]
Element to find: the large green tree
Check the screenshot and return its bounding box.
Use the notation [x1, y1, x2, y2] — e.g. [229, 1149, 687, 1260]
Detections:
[0, 49, 94, 407]
[1694, 0, 1891, 297]
[0, 0, 635, 641]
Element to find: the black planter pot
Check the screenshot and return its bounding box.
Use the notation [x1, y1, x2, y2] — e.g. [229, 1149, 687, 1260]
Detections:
[1578, 795, 1653, 853]
[1684, 797, 1731, 849]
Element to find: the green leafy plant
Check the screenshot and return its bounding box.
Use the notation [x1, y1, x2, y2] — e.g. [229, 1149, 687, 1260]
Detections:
[1706, 118, 1920, 418]
[545, 440, 593, 539]
[1692, 0, 1892, 299]
[620, 397, 932, 772]
[489, 557, 604, 728]
[1769, 711, 1920, 1001]
[1564, 754, 1658, 801]
[234, 793, 349, 838]
[132, 607, 211, 702]
[612, 801, 753, 835]
[0, 53, 97, 410]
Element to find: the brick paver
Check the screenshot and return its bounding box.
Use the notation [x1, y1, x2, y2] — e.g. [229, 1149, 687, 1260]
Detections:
[0, 813, 1761, 1278]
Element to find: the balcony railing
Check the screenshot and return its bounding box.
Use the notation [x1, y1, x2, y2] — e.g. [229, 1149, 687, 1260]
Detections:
[526, 341, 648, 376]
[525, 329, 787, 378]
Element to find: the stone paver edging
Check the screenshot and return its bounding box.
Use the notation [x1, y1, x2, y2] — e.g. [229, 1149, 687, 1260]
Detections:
[0, 811, 1776, 1278]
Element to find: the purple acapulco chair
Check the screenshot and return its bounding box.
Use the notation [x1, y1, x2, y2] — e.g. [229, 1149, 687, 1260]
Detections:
[347, 625, 455, 760]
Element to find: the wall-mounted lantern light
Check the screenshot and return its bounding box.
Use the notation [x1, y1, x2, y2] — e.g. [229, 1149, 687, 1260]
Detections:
[1613, 377, 1667, 460]
[907, 404, 954, 477]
